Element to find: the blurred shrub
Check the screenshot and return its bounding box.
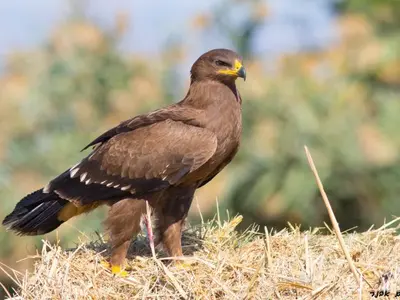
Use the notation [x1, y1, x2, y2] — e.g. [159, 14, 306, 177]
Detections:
[0, 12, 167, 271]
[203, 0, 400, 231]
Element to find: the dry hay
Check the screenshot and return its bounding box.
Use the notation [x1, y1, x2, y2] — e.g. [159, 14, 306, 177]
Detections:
[1, 214, 400, 300]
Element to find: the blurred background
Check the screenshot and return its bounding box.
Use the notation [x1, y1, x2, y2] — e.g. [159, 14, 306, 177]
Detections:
[0, 0, 399, 297]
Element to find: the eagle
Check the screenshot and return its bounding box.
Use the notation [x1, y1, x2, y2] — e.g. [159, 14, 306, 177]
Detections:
[3, 48, 246, 275]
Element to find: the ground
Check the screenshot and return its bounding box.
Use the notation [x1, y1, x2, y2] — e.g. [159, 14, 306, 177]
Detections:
[2, 215, 400, 299]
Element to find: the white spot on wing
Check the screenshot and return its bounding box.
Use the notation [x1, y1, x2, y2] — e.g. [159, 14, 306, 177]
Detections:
[121, 185, 131, 191]
[69, 162, 81, 178]
[70, 167, 80, 178]
[107, 182, 113, 187]
[114, 184, 120, 188]
[101, 180, 107, 184]
[85, 179, 92, 185]
[43, 184, 51, 193]
[80, 172, 87, 182]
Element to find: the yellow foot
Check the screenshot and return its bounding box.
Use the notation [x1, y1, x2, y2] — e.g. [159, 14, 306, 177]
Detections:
[100, 260, 129, 277]
[111, 265, 129, 277]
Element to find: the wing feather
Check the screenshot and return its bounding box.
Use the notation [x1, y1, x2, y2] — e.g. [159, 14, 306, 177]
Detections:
[47, 119, 217, 205]
[81, 105, 204, 151]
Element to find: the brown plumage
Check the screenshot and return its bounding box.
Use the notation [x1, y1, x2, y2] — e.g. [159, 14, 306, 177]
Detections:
[2, 48, 246, 274]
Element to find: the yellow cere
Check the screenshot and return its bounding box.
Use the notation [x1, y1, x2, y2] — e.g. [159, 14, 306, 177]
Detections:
[217, 59, 243, 76]
[233, 59, 243, 71]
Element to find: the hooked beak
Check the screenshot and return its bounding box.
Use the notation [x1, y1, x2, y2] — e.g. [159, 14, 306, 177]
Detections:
[237, 65, 246, 81]
[217, 59, 246, 81]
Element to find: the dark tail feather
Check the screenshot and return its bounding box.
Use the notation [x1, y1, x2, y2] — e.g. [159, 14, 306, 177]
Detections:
[2, 189, 69, 236]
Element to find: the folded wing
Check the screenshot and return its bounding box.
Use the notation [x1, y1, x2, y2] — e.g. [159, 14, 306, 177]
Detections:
[46, 119, 217, 205]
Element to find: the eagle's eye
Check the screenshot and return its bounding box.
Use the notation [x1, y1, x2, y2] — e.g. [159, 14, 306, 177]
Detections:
[215, 59, 231, 68]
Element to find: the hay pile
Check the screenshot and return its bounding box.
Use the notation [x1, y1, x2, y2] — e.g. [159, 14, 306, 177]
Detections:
[2, 215, 400, 299]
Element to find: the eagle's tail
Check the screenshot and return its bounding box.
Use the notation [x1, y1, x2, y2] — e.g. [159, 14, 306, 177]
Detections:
[2, 189, 69, 236]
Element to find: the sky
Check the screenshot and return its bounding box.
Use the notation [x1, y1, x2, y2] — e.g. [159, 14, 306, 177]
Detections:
[0, 0, 336, 62]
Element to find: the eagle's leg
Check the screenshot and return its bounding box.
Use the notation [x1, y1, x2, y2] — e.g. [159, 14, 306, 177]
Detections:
[158, 216, 185, 257]
[154, 188, 195, 262]
[104, 199, 146, 276]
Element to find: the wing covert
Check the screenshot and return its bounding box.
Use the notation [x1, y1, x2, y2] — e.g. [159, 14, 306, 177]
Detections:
[47, 119, 217, 204]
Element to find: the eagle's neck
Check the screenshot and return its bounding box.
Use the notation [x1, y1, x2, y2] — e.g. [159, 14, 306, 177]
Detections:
[182, 80, 241, 109]
[181, 79, 242, 149]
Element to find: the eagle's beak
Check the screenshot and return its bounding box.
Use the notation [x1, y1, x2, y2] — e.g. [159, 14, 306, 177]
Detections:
[233, 59, 246, 81]
[237, 65, 246, 81]
[218, 59, 246, 81]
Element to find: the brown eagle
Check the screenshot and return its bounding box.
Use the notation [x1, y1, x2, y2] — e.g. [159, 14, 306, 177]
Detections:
[3, 48, 246, 275]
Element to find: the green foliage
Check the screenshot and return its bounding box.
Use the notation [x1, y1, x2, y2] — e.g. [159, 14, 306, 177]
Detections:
[336, 0, 400, 33]
[206, 0, 400, 231]
[0, 19, 136, 264]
